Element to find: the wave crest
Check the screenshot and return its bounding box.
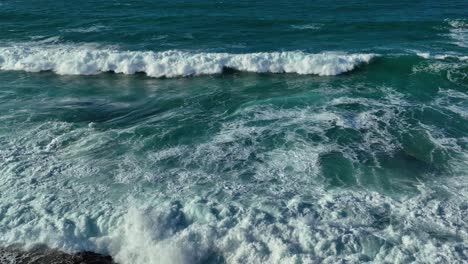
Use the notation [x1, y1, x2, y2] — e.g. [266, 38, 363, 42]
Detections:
[0, 45, 375, 77]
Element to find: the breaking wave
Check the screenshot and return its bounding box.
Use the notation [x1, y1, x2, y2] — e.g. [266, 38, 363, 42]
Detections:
[0, 44, 375, 77]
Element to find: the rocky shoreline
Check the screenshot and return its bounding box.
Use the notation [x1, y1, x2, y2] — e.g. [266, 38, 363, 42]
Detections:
[0, 246, 115, 264]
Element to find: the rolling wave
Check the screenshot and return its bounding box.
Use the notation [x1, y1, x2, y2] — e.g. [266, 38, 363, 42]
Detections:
[0, 44, 375, 77]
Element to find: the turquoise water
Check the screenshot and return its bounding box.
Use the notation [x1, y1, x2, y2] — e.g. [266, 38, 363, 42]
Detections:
[0, 1, 467, 263]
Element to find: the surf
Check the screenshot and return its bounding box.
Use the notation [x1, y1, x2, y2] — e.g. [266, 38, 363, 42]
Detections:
[0, 44, 375, 77]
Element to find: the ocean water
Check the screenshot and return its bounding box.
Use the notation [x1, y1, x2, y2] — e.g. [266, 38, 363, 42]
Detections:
[0, 1, 467, 263]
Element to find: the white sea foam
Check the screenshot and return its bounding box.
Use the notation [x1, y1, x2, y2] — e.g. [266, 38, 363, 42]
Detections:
[0, 44, 375, 77]
[1, 183, 466, 264]
[62, 25, 110, 33]
[0, 98, 467, 263]
[435, 89, 468, 119]
[94, 185, 466, 264]
[291, 24, 323, 30]
[446, 19, 468, 48]
[28, 36, 62, 44]
[415, 51, 468, 61]
[0, 77, 467, 264]
[412, 57, 468, 87]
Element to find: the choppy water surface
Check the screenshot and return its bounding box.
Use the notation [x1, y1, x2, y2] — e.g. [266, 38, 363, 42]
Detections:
[0, 1, 467, 263]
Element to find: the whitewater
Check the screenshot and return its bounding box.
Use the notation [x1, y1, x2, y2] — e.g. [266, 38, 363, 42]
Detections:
[0, 1, 467, 264]
[1, 69, 467, 263]
[0, 45, 375, 77]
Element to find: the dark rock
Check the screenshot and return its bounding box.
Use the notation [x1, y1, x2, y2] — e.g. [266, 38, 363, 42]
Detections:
[0, 246, 115, 264]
